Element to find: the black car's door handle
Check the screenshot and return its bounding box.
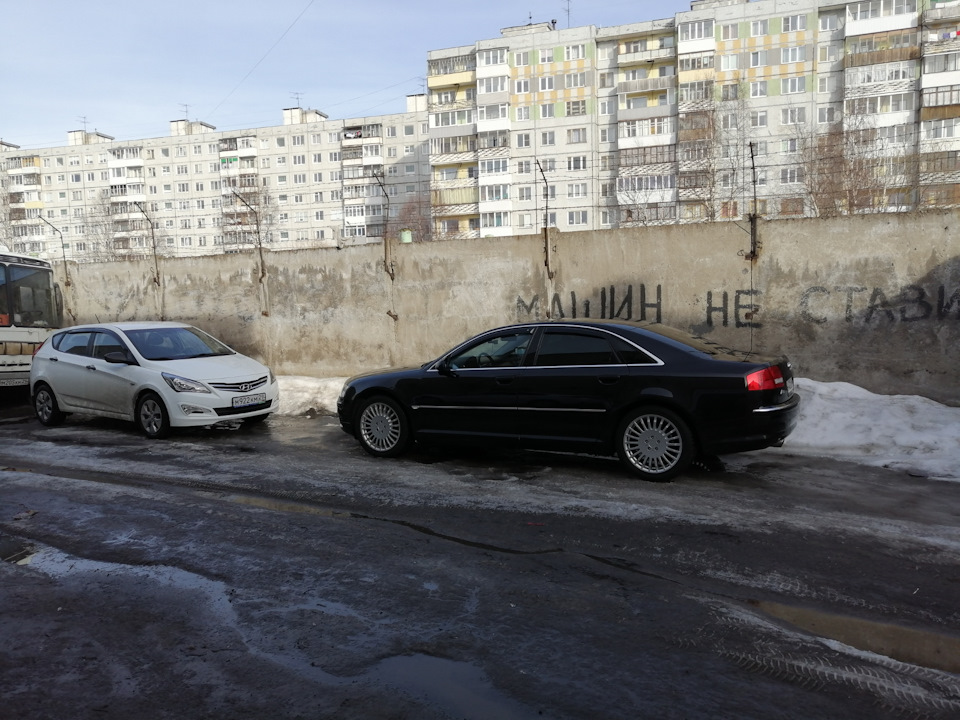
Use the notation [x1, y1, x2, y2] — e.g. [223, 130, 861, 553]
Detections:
[599, 376, 620, 385]
[496, 377, 514, 385]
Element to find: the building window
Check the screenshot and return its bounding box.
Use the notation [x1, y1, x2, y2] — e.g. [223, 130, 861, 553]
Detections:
[680, 20, 713, 41]
[516, 133, 530, 148]
[781, 107, 806, 125]
[751, 81, 767, 98]
[783, 14, 806, 32]
[782, 76, 806, 94]
[751, 19, 768, 36]
[481, 211, 509, 227]
[781, 46, 806, 63]
[566, 100, 587, 116]
[568, 211, 588, 226]
[780, 167, 804, 184]
[565, 44, 585, 60]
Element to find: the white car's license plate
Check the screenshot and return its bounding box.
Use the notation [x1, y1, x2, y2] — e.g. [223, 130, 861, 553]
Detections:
[233, 392, 266, 408]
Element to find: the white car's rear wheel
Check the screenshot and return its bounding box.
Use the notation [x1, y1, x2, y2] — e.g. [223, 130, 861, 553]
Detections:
[34, 384, 65, 426]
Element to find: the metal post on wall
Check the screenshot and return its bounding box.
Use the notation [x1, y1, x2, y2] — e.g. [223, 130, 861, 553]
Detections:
[537, 160, 555, 279]
[38, 215, 70, 287]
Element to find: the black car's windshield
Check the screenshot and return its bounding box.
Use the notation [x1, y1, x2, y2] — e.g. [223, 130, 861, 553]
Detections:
[123, 327, 235, 361]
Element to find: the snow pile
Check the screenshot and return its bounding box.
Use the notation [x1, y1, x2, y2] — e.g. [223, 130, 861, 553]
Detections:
[276, 376, 347, 418]
[276, 375, 960, 482]
[783, 378, 960, 481]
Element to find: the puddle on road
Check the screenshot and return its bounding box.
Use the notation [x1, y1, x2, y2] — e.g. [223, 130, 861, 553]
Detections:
[366, 654, 541, 720]
[754, 599, 960, 674]
[222, 494, 353, 519]
[0, 537, 34, 565]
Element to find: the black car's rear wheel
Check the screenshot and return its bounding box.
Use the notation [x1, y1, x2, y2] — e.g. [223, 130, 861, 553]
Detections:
[356, 396, 410, 457]
[34, 383, 66, 426]
[617, 406, 693, 482]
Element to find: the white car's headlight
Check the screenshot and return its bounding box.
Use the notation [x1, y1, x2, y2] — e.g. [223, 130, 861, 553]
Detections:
[162, 372, 211, 394]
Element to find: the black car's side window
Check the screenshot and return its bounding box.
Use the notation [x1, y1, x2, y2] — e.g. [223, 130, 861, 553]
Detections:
[58, 331, 94, 357]
[448, 332, 531, 369]
[533, 332, 621, 367]
[609, 336, 659, 365]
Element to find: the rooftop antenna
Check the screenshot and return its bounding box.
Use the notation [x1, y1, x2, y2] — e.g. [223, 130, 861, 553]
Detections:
[180, 103, 190, 120]
[78, 116, 88, 132]
[563, 0, 571, 28]
[528, 11, 532, 24]
[291, 91, 303, 107]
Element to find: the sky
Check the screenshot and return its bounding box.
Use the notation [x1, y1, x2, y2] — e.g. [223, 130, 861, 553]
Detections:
[0, 0, 696, 150]
[277, 376, 960, 483]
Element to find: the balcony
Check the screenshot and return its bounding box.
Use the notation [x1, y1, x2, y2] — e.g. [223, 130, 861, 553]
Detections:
[617, 76, 677, 95]
[618, 46, 677, 66]
[927, 2, 960, 22]
[617, 104, 678, 122]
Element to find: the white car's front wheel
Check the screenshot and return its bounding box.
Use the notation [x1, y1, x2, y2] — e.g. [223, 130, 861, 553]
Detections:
[136, 392, 171, 439]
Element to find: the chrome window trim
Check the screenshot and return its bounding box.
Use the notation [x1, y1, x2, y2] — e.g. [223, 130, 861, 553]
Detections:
[425, 322, 666, 371]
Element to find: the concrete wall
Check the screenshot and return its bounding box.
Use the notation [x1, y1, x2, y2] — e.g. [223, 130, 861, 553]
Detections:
[59, 211, 960, 405]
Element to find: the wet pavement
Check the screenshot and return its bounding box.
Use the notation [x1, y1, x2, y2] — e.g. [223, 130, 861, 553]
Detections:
[1, 394, 959, 719]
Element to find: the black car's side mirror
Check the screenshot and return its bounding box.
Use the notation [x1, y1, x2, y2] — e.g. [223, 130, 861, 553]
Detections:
[103, 351, 137, 365]
[436, 359, 458, 377]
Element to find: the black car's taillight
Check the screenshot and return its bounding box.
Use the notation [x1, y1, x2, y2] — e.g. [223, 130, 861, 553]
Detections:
[745, 365, 785, 392]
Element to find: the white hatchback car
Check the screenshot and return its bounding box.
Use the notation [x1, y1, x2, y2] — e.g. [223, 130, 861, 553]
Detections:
[30, 321, 279, 438]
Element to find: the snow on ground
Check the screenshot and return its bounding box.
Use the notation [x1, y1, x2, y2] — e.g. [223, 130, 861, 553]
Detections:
[275, 375, 960, 483]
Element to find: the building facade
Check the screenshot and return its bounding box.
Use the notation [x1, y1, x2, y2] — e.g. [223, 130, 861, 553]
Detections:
[3, 0, 959, 260]
[0, 98, 431, 261]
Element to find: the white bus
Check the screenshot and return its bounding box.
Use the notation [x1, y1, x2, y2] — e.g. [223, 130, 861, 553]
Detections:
[0, 251, 63, 386]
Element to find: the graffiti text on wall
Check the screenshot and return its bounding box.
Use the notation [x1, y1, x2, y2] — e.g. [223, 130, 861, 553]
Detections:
[517, 283, 960, 327]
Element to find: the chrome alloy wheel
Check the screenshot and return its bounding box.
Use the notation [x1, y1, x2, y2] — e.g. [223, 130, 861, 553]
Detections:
[359, 400, 402, 453]
[621, 412, 684, 475]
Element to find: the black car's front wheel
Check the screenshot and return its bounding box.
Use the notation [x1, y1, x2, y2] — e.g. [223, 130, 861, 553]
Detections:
[617, 406, 693, 482]
[356, 396, 410, 457]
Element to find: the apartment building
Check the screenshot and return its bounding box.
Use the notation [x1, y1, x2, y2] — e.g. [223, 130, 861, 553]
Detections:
[0, 97, 431, 262]
[3, 0, 959, 260]
[426, 0, 954, 234]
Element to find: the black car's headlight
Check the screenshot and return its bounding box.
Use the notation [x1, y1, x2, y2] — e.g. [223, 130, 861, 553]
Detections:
[162, 372, 211, 394]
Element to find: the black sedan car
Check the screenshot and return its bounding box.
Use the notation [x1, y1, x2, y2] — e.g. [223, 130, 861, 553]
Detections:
[337, 320, 800, 481]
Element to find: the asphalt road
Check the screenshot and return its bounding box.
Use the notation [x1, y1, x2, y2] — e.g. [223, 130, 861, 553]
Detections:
[1, 389, 959, 720]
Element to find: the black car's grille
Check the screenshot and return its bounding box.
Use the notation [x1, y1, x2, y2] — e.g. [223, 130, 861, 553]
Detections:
[209, 376, 268, 393]
[214, 399, 273, 417]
